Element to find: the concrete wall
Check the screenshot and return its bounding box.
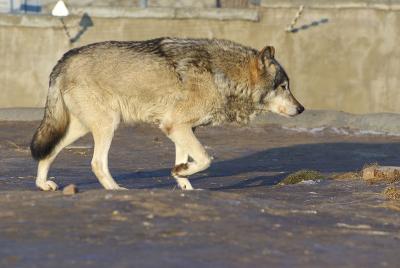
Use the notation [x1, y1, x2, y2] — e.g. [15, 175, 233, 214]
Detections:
[0, 5, 399, 114]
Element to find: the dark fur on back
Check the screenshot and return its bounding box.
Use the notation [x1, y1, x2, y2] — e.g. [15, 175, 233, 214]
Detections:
[49, 37, 257, 86]
[49, 38, 167, 86]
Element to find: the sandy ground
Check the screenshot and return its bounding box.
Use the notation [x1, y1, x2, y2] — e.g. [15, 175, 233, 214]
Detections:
[0, 121, 400, 267]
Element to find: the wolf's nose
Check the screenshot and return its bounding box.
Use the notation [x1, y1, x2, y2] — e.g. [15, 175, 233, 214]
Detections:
[297, 106, 305, 114]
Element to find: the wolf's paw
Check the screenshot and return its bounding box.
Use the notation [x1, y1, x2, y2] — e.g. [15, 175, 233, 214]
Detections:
[115, 186, 128, 190]
[173, 175, 194, 191]
[37, 180, 58, 191]
[107, 185, 128, 190]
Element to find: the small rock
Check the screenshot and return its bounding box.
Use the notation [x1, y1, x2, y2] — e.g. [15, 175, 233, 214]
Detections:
[383, 186, 400, 200]
[63, 184, 78, 195]
[111, 210, 127, 221]
[142, 221, 152, 227]
[362, 166, 376, 180]
[362, 165, 400, 183]
[112, 210, 119, 215]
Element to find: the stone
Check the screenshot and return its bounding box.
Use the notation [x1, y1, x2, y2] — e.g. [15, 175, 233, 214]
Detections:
[362, 166, 400, 183]
[362, 166, 376, 180]
[63, 184, 78, 195]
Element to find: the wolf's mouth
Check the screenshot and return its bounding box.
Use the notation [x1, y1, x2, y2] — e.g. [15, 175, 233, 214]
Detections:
[279, 112, 293, 118]
[269, 111, 292, 118]
[277, 110, 303, 118]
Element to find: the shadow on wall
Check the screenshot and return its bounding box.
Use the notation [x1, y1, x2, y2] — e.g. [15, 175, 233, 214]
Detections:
[110, 142, 400, 190]
[69, 13, 94, 43]
[289, 18, 329, 33]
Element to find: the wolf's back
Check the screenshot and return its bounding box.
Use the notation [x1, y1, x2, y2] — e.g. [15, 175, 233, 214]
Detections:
[30, 82, 69, 160]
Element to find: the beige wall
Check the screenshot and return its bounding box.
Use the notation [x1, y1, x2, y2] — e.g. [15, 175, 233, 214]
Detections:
[0, 7, 399, 114]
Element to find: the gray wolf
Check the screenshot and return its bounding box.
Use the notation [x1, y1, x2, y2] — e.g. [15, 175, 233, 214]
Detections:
[30, 37, 304, 191]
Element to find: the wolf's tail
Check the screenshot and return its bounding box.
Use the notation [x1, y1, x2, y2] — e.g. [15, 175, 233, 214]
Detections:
[30, 84, 69, 160]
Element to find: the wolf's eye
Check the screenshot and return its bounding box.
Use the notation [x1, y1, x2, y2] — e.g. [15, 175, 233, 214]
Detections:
[280, 82, 288, 90]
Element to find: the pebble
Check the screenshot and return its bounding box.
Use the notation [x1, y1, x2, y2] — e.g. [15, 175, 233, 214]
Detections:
[63, 184, 78, 195]
[142, 221, 152, 227]
[112, 210, 119, 215]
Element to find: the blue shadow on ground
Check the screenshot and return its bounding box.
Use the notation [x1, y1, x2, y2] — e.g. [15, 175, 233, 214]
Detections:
[96, 142, 400, 190]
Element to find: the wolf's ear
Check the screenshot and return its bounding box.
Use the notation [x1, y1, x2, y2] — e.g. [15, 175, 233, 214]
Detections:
[259, 46, 275, 60]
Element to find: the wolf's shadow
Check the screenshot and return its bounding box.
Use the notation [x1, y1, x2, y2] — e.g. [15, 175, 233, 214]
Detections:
[113, 142, 400, 190]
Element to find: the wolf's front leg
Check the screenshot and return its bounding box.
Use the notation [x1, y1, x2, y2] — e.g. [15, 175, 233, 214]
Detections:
[175, 143, 189, 165]
[165, 125, 212, 190]
[174, 127, 196, 165]
[174, 143, 193, 190]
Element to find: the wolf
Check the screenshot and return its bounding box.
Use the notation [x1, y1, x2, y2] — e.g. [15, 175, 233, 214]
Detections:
[30, 37, 304, 191]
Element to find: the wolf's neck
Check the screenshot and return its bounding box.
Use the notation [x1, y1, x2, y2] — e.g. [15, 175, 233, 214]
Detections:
[212, 69, 263, 125]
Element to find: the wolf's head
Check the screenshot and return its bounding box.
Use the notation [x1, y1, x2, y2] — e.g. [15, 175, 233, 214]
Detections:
[253, 46, 304, 117]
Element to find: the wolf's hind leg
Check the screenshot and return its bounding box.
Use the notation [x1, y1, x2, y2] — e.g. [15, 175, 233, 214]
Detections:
[36, 115, 88, 191]
[167, 125, 212, 190]
[91, 124, 126, 190]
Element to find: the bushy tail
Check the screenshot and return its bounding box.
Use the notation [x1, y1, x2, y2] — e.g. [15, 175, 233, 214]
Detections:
[30, 85, 69, 160]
